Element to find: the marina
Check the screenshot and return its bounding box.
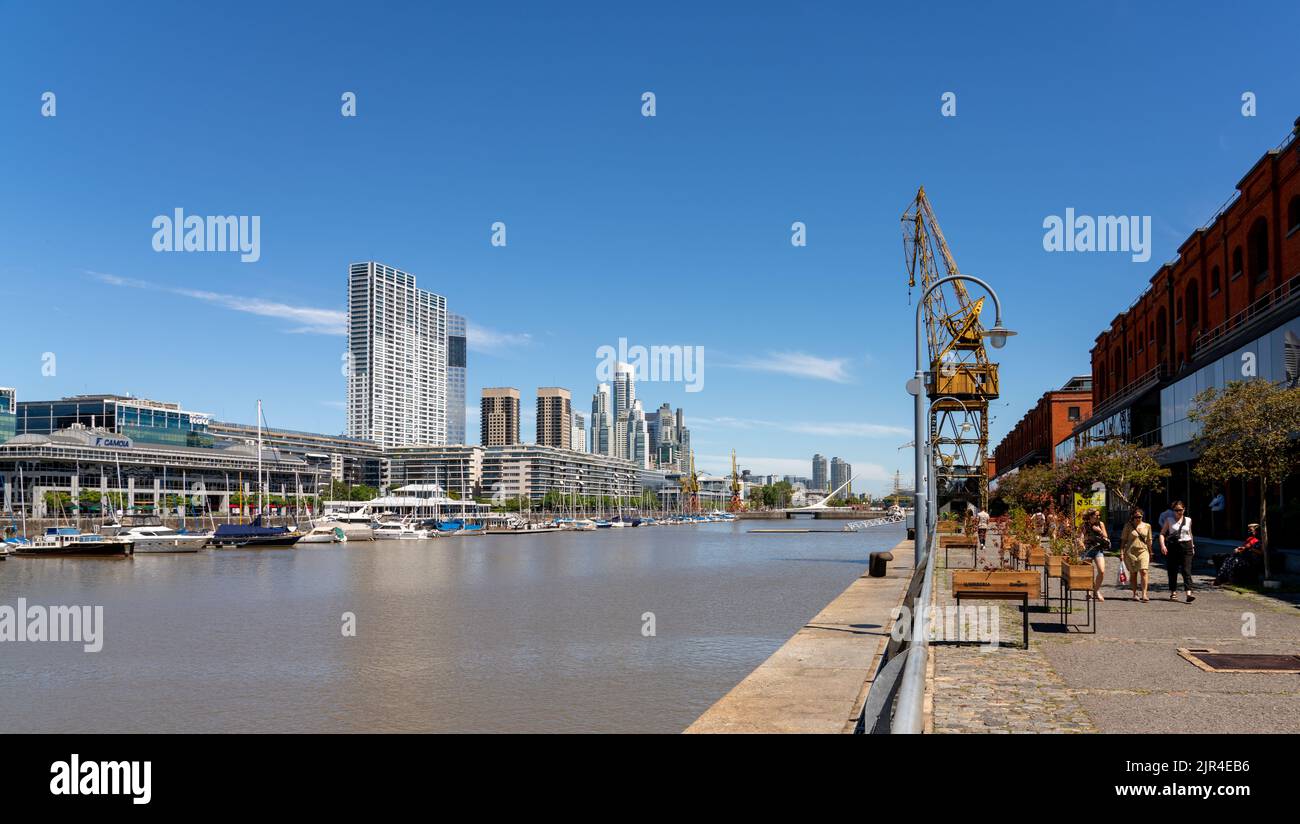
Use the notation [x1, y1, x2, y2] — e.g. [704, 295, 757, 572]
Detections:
[0, 521, 906, 734]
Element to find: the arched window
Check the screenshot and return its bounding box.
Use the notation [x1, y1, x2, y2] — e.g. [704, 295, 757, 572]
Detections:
[1187, 280, 1200, 328]
[1232, 246, 1243, 279]
[1156, 307, 1168, 355]
[1176, 296, 1183, 323]
[1289, 195, 1300, 234]
[1210, 266, 1221, 295]
[1248, 218, 1269, 281]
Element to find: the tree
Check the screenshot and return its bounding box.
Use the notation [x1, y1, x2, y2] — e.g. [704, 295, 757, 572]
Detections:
[1190, 380, 1300, 580]
[1061, 441, 1170, 510]
[995, 463, 1063, 511]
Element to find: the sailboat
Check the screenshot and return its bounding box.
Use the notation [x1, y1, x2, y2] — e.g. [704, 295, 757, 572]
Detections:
[211, 400, 301, 548]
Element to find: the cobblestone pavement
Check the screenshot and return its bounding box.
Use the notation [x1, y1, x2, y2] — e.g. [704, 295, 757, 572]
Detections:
[929, 565, 1098, 733]
[927, 540, 1300, 734]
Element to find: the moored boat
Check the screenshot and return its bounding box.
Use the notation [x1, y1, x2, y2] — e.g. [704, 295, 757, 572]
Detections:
[210, 516, 301, 548]
[14, 527, 132, 557]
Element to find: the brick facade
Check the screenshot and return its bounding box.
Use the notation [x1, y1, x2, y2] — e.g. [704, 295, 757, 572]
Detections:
[992, 380, 1093, 476]
[1092, 120, 1300, 408]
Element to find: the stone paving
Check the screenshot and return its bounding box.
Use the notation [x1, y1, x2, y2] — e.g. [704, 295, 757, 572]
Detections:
[929, 565, 1098, 733]
[927, 539, 1300, 734]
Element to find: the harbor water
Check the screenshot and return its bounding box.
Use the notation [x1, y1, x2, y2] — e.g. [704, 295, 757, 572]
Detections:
[0, 522, 905, 733]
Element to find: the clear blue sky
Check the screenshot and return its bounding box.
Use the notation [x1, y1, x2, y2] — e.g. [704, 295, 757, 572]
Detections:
[2, 2, 1297, 493]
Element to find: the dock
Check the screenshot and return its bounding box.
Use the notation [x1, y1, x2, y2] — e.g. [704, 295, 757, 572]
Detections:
[685, 538, 914, 733]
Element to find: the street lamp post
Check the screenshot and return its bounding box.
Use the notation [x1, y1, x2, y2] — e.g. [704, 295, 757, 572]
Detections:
[913, 275, 1014, 565]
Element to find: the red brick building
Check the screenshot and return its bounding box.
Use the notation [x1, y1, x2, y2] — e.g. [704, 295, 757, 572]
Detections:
[992, 376, 1092, 477]
[1062, 118, 1300, 549]
[1091, 121, 1300, 409]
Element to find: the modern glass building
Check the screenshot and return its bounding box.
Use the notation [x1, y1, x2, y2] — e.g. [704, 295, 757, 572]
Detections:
[0, 387, 15, 444]
[446, 313, 467, 444]
[15, 394, 214, 449]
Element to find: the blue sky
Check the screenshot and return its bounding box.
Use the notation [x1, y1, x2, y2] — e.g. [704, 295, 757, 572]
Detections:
[2, 2, 1297, 493]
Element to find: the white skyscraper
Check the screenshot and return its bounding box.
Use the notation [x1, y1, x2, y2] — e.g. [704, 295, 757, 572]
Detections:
[571, 411, 588, 453]
[446, 313, 467, 444]
[590, 383, 613, 457]
[627, 400, 650, 468]
[346, 261, 447, 449]
[612, 363, 636, 460]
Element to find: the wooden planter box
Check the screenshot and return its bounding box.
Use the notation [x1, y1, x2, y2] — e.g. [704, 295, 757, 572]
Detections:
[952, 570, 1041, 600]
[937, 522, 959, 534]
[1058, 562, 1094, 590]
[1025, 546, 1047, 566]
[1044, 556, 1063, 577]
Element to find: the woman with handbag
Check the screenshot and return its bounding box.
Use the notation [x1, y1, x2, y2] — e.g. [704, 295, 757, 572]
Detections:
[1077, 509, 1110, 602]
[1159, 501, 1197, 603]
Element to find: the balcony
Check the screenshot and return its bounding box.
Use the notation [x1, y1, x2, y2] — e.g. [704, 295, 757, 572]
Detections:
[1193, 274, 1300, 358]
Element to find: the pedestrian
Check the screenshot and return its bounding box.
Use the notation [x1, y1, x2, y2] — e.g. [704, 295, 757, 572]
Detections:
[976, 507, 989, 549]
[1159, 500, 1196, 602]
[1120, 508, 1152, 601]
[1077, 509, 1110, 601]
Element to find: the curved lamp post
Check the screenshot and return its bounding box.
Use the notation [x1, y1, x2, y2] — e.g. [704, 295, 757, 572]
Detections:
[912, 275, 1015, 564]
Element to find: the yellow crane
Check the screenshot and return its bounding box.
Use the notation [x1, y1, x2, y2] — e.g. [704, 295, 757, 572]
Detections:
[901, 187, 999, 509]
[679, 450, 701, 513]
[728, 449, 743, 512]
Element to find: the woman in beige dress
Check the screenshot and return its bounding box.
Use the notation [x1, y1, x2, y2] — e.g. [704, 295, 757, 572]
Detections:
[1120, 508, 1153, 602]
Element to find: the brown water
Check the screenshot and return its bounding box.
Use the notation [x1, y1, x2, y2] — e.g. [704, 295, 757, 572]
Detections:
[0, 522, 903, 733]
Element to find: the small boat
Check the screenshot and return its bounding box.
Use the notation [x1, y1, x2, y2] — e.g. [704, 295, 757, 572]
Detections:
[373, 519, 430, 540]
[573, 519, 598, 531]
[14, 527, 132, 557]
[210, 516, 301, 548]
[593, 519, 612, 529]
[300, 524, 347, 544]
[102, 515, 210, 552]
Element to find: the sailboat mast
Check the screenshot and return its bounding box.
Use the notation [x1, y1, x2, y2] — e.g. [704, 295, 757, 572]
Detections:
[256, 399, 263, 517]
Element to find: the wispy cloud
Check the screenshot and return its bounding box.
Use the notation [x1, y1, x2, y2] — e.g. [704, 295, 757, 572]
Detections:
[90, 271, 530, 343]
[697, 453, 891, 482]
[724, 351, 852, 383]
[466, 322, 533, 355]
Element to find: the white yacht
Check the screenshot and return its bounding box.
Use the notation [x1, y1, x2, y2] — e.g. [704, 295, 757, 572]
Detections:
[120, 524, 210, 552]
[373, 519, 431, 540]
[300, 524, 347, 544]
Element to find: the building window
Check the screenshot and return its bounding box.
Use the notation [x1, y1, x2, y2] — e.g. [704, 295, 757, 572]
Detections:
[1289, 195, 1300, 235]
[1210, 266, 1221, 295]
[1248, 218, 1269, 282]
[1231, 246, 1243, 279]
[1068, 406, 1081, 421]
[1175, 296, 1183, 323]
[1186, 280, 1200, 328]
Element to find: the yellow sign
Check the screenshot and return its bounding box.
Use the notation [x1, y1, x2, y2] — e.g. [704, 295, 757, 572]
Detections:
[1073, 488, 1106, 526]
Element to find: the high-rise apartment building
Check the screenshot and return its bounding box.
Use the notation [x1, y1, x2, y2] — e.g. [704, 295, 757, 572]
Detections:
[611, 364, 636, 460]
[446, 313, 467, 444]
[830, 457, 852, 498]
[536, 387, 572, 449]
[480, 387, 521, 447]
[812, 454, 828, 491]
[626, 400, 650, 468]
[590, 383, 613, 457]
[346, 261, 447, 448]
[571, 412, 588, 453]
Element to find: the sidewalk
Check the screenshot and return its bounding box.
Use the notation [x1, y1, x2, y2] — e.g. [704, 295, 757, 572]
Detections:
[928, 547, 1300, 734]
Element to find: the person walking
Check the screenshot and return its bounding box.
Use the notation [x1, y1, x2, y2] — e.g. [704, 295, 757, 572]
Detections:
[976, 507, 989, 550]
[1159, 500, 1196, 602]
[1078, 509, 1110, 602]
[1120, 509, 1153, 601]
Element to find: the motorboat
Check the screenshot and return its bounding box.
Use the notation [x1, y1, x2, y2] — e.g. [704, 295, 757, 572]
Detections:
[300, 524, 347, 544]
[14, 527, 132, 557]
[101, 515, 209, 552]
[373, 519, 430, 540]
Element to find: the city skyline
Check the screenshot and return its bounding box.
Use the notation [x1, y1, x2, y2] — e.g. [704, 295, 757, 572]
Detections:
[3, 4, 1298, 495]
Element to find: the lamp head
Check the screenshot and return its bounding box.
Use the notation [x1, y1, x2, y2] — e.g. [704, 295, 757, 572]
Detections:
[984, 323, 1017, 349]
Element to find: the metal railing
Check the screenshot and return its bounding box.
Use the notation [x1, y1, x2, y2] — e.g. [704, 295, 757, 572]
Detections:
[1192, 273, 1300, 358]
[857, 522, 938, 734]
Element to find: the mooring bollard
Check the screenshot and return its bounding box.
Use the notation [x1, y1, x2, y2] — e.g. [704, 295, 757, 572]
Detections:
[868, 550, 894, 578]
